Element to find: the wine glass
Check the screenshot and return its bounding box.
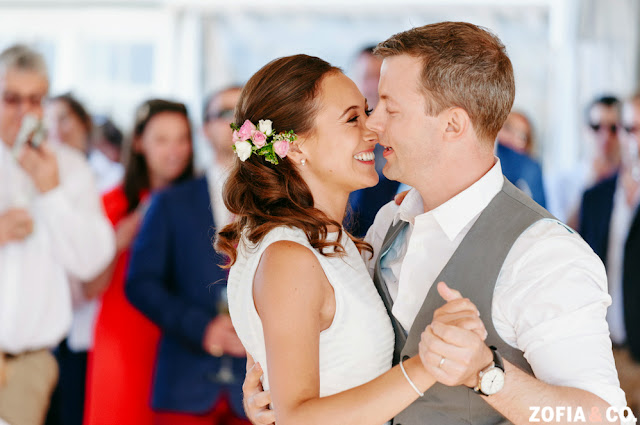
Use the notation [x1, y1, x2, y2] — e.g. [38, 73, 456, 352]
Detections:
[213, 286, 235, 384]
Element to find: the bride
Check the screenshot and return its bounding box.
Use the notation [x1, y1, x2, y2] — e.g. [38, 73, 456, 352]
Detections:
[215, 54, 485, 425]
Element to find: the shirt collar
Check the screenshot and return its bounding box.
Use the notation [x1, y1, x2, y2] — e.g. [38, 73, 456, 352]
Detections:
[394, 158, 504, 241]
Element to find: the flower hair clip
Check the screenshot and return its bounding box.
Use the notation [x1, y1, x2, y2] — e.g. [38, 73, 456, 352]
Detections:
[231, 119, 297, 165]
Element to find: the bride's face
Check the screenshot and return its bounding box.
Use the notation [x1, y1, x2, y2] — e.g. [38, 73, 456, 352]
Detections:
[296, 72, 379, 195]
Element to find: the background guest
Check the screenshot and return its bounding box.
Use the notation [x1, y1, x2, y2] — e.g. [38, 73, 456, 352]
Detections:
[90, 116, 125, 191]
[0, 44, 114, 425]
[548, 95, 622, 225]
[46, 93, 92, 154]
[84, 99, 195, 425]
[92, 116, 124, 162]
[579, 93, 640, 414]
[496, 110, 536, 156]
[126, 85, 249, 425]
[44, 94, 121, 425]
[496, 110, 547, 207]
[47, 94, 123, 192]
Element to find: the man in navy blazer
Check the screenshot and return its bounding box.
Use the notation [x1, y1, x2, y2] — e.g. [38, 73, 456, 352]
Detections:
[496, 142, 546, 208]
[579, 94, 640, 412]
[126, 86, 249, 424]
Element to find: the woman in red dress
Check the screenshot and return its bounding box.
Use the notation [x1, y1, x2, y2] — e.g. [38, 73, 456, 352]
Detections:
[84, 99, 195, 425]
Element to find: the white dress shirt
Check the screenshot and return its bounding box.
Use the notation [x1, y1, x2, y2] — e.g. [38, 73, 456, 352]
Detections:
[0, 141, 115, 354]
[206, 162, 233, 228]
[605, 178, 640, 345]
[365, 159, 626, 408]
[87, 149, 124, 194]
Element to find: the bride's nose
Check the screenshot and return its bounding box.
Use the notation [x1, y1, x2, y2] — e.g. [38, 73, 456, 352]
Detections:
[363, 124, 379, 147]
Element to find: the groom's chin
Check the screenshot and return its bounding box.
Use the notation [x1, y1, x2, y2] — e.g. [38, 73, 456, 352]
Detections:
[381, 163, 401, 183]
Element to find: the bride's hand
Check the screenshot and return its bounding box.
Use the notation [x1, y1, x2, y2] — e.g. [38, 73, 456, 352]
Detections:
[243, 354, 276, 425]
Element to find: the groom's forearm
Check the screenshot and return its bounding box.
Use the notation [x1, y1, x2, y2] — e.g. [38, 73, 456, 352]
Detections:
[483, 360, 619, 425]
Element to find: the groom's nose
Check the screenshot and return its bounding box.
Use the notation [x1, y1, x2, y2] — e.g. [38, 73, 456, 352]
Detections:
[365, 106, 384, 133]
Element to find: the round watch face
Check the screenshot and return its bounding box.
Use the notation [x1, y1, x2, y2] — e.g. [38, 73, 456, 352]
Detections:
[480, 367, 505, 395]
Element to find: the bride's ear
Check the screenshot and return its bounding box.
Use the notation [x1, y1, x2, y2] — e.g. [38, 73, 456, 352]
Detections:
[286, 140, 306, 166]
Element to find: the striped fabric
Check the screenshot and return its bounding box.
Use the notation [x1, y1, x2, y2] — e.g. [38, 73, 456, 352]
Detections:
[228, 226, 394, 397]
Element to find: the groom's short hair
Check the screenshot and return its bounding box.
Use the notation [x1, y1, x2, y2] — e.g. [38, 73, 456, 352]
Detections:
[375, 22, 515, 144]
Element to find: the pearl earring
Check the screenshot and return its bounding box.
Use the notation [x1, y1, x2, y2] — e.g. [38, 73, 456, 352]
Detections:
[301, 159, 306, 166]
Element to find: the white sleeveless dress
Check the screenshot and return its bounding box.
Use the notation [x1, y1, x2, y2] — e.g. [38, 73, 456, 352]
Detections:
[228, 226, 394, 397]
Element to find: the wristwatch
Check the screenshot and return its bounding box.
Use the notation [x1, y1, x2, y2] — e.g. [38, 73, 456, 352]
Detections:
[473, 346, 505, 396]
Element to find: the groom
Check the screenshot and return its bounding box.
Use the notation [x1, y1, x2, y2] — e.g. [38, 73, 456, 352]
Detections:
[244, 22, 627, 424]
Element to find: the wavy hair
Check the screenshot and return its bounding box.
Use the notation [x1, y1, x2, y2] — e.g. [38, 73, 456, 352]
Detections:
[122, 99, 195, 212]
[215, 54, 373, 267]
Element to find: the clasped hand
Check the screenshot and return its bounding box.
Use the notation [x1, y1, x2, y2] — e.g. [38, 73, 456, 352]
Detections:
[418, 282, 494, 388]
[239, 281, 494, 425]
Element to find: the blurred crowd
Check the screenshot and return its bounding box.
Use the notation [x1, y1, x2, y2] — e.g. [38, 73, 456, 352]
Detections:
[1, 39, 639, 425]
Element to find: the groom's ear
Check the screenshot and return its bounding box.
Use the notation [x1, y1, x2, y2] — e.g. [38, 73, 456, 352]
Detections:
[443, 107, 470, 142]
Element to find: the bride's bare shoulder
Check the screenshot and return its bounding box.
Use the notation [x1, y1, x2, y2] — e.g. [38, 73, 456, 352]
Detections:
[253, 239, 328, 322]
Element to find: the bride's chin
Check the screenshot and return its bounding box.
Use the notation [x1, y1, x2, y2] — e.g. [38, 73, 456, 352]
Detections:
[353, 175, 380, 191]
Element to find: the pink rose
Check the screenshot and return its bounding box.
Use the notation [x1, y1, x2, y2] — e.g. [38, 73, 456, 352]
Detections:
[251, 130, 267, 148]
[237, 120, 256, 141]
[232, 130, 242, 143]
[274, 139, 290, 158]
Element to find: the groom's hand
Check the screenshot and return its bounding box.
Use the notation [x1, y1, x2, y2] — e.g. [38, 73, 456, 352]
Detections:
[431, 283, 487, 340]
[419, 282, 493, 388]
[243, 354, 275, 425]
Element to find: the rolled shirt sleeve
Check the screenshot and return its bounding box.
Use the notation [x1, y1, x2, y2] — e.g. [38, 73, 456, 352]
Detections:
[494, 219, 627, 408]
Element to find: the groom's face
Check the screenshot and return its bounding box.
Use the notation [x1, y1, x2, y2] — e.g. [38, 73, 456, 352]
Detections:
[366, 54, 443, 187]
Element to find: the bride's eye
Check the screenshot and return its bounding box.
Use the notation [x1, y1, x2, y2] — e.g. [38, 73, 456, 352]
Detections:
[365, 108, 373, 116]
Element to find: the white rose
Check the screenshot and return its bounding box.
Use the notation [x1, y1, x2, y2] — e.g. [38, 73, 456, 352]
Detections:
[235, 140, 253, 161]
[258, 119, 273, 136]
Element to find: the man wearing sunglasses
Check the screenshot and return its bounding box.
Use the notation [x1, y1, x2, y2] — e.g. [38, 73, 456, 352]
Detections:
[547, 96, 622, 228]
[588, 96, 623, 183]
[580, 93, 640, 415]
[0, 45, 115, 425]
[203, 86, 243, 171]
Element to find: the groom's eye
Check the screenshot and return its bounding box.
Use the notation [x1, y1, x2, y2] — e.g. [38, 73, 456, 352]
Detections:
[347, 115, 359, 123]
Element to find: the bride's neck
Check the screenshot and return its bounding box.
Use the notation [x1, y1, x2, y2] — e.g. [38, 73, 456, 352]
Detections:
[307, 184, 349, 231]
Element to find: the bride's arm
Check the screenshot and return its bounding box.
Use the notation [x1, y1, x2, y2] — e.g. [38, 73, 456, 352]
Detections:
[254, 240, 435, 425]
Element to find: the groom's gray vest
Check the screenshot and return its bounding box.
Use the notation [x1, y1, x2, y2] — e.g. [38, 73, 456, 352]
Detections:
[373, 178, 557, 425]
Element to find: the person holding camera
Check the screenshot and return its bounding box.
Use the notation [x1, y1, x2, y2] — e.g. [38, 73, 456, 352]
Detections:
[0, 44, 115, 425]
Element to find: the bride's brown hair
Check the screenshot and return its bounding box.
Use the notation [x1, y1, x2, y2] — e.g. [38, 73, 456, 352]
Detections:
[215, 54, 373, 267]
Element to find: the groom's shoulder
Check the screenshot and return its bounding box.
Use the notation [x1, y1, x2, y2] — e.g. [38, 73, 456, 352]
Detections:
[364, 200, 400, 246]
